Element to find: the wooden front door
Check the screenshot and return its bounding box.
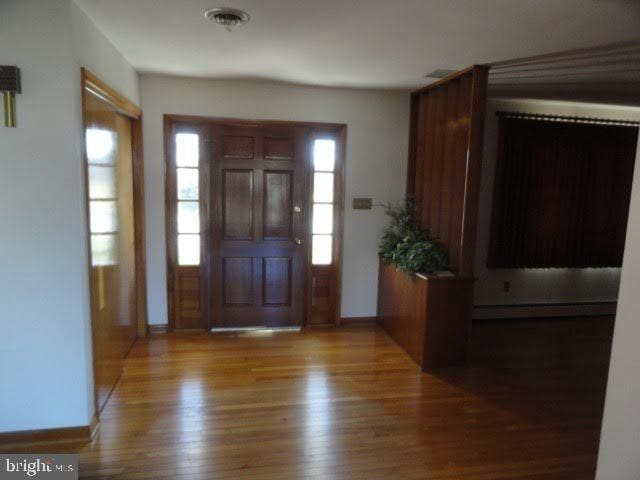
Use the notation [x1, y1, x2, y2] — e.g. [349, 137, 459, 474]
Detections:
[209, 124, 307, 328]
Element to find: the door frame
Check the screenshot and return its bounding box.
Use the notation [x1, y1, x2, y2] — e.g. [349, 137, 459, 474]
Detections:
[164, 114, 346, 329]
[80, 68, 147, 416]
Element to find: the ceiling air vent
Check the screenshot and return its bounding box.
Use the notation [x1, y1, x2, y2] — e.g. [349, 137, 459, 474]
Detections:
[204, 8, 250, 29]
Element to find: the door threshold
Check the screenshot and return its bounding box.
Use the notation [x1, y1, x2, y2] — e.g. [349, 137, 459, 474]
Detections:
[210, 326, 302, 333]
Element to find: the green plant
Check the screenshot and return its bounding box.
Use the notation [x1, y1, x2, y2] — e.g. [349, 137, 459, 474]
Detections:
[379, 199, 449, 275]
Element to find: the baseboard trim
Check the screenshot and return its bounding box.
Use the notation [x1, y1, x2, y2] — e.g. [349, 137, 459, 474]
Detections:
[340, 316, 377, 327]
[0, 416, 99, 451]
[148, 324, 170, 334]
[473, 301, 617, 320]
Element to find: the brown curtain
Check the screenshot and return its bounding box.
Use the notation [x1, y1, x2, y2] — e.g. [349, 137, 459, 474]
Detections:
[488, 117, 638, 268]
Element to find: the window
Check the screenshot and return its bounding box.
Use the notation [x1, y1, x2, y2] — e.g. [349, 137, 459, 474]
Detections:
[311, 139, 336, 265]
[86, 127, 117, 266]
[175, 133, 201, 265]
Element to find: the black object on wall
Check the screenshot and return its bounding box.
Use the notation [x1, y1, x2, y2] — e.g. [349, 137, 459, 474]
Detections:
[488, 113, 639, 269]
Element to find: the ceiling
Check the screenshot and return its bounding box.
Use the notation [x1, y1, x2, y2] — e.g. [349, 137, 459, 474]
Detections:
[75, 0, 640, 94]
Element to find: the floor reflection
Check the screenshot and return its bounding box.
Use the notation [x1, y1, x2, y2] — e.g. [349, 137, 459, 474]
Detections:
[178, 378, 205, 471]
[304, 369, 332, 477]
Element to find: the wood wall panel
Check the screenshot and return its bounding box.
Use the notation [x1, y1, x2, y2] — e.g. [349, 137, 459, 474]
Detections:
[377, 263, 473, 368]
[408, 66, 489, 276]
[223, 169, 254, 239]
[380, 66, 489, 368]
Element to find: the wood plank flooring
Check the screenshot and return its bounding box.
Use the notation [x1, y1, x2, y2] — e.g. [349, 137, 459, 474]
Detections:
[6, 317, 614, 479]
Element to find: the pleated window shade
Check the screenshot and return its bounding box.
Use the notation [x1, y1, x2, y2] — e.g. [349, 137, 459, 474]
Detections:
[488, 116, 638, 268]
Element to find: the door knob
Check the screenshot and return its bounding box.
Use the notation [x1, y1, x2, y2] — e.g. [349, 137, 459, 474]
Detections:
[295, 239, 302, 245]
[293, 206, 301, 213]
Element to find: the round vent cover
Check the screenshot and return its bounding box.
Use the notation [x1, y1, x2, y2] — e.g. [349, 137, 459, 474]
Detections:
[204, 8, 250, 27]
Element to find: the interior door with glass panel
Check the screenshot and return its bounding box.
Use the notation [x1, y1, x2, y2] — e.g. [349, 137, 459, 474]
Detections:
[84, 89, 137, 412]
[209, 124, 306, 328]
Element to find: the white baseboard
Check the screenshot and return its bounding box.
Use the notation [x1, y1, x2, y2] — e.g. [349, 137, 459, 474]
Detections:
[473, 301, 617, 320]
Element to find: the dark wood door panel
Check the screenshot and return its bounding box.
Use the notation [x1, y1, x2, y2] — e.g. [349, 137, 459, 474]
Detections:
[263, 170, 293, 240]
[222, 135, 255, 159]
[264, 136, 294, 160]
[223, 257, 253, 306]
[263, 257, 292, 306]
[222, 169, 254, 240]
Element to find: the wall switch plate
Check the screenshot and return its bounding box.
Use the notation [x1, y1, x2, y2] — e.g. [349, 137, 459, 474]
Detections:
[503, 281, 511, 293]
[352, 198, 372, 210]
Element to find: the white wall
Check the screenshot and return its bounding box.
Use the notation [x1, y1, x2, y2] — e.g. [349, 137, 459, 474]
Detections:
[0, 0, 138, 433]
[474, 97, 640, 308]
[70, 1, 139, 104]
[596, 134, 640, 479]
[139, 74, 409, 324]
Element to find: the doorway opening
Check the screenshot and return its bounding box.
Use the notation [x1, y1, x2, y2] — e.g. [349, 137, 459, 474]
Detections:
[164, 116, 346, 330]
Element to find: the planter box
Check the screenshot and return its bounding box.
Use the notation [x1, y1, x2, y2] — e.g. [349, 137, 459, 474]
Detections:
[377, 261, 474, 369]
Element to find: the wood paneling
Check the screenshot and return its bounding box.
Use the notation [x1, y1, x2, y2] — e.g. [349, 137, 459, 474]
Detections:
[381, 66, 488, 367]
[377, 263, 473, 368]
[488, 116, 638, 268]
[377, 263, 428, 364]
[408, 65, 489, 276]
[13, 321, 613, 479]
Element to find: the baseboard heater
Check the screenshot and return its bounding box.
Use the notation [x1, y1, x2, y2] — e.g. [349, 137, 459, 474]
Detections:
[473, 301, 617, 320]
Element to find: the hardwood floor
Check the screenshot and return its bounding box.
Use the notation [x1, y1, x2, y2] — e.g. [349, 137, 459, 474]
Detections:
[7, 317, 613, 479]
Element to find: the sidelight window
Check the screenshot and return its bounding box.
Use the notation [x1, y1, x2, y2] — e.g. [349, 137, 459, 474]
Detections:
[311, 139, 336, 265]
[175, 133, 201, 265]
